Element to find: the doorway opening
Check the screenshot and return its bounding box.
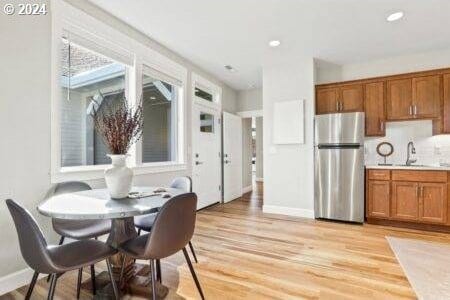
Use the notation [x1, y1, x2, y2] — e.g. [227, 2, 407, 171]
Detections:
[241, 115, 263, 196]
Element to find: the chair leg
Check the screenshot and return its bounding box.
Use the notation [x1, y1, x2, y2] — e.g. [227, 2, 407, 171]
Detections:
[25, 271, 39, 300]
[76, 268, 82, 299]
[188, 241, 198, 263]
[47, 274, 58, 300]
[47, 236, 65, 283]
[156, 259, 162, 283]
[182, 247, 205, 300]
[149, 259, 157, 300]
[90, 265, 96, 295]
[106, 258, 120, 300]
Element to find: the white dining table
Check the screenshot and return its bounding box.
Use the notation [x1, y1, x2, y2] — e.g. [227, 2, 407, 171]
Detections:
[38, 186, 183, 247]
[37, 186, 183, 298]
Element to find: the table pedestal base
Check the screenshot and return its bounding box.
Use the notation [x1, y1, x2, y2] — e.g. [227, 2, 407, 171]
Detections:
[82, 263, 169, 299]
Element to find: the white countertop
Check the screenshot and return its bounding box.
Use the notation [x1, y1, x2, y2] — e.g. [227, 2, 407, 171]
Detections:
[365, 164, 450, 171]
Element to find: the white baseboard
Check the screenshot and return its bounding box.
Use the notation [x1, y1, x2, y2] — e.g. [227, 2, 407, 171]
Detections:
[0, 267, 45, 296]
[262, 205, 314, 219]
[255, 177, 264, 182]
[242, 185, 253, 194]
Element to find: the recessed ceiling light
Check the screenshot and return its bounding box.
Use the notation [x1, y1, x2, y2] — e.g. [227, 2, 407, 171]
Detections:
[224, 65, 237, 72]
[269, 40, 281, 47]
[387, 11, 404, 22]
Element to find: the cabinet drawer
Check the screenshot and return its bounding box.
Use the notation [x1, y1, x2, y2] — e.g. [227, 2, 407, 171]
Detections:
[392, 170, 447, 183]
[368, 170, 390, 181]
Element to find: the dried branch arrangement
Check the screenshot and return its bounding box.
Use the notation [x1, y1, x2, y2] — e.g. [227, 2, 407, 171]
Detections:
[91, 94, 143, 155]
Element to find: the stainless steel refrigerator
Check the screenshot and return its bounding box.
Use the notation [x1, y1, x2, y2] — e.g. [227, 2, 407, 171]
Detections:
[314, 112, 365, 223]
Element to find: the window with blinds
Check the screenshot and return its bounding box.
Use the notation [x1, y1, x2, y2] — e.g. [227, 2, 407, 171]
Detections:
[141, 66, 180, 163]
[60, 35, 128, 167]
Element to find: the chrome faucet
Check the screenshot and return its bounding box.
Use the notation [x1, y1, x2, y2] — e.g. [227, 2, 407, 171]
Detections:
[406, 141, 417, 166]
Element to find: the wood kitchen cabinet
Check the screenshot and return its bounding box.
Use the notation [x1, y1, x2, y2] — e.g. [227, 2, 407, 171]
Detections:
[364, 82, 385, 136]
[367, 180, 390, 218]
[412, 75, 441, 119]
[340, 84, 364, 112]
[442, 74, 450, 133]
[316, 67, 449, 136]
[419, 183, 447, 224]
[366, 169, 449, 231]
[391, 181, 420, 221]
[316, 84, 363, 114]
[386, 78, 413, 120]
[386, 75, 440, 120]
[316, 87, 339, 114]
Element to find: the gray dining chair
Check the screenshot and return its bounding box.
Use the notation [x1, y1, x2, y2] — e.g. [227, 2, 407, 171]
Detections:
[47, 181, 111, 298]
[5, 199, 119, 300]
[134, 176, 198, 282]
[120, 193, 204, 300]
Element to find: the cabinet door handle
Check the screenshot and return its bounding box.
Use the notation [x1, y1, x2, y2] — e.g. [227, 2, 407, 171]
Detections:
[336, 101, 340, 111]
[409, 105, 413, 115]
[420, 186, 424, 198]
[414, 105, 418, 115]
[416, 186, 419, 198]
[380, 121, 384, 131]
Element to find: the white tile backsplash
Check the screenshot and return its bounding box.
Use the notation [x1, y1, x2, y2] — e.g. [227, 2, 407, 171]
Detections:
[365, 120, 450, 166]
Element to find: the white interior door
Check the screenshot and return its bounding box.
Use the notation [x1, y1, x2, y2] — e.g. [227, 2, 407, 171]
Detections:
[192, 104, 221, 209]
[223, 112, 243, 203]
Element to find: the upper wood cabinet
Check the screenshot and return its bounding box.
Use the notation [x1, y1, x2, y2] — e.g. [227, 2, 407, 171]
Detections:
[316, 67, 449, 136]
[442, 74, 450, 133]
[316, 88, 339, 114]
[316, 84, 363, 114]
[386, 78, 413, 120]
[412, 75, 441, 119]
[386, 75, 441, 120]
[340, 84, 364, 112]
[364, 82, 385, 136]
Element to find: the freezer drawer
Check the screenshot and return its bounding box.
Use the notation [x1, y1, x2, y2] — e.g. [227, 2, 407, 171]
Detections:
[314, 146, 364, 222]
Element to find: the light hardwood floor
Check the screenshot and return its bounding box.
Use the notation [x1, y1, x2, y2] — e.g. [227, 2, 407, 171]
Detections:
[4, 182, 450, 299]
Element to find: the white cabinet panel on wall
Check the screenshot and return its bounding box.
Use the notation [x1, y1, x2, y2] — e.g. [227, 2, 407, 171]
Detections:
[273, 100, 304, 144]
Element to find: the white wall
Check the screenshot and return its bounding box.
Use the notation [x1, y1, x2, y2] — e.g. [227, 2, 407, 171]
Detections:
[314, 59, 342, 84]
[255, 117, 264, 180]
[315, 48, 450, 84]
[341, 48, 450, 81]
[241, 119, 253, 190]
[236, 88, 262, 112]
[0, 0, 237, 285]
[262, 58, 315, 217]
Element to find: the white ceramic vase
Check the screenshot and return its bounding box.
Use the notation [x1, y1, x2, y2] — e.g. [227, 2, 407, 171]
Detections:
[105, 154, 133, 199]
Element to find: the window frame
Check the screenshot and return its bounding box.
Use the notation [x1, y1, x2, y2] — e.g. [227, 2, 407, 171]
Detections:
[192, 72, 222, 110]
[51, 1, 187, 183]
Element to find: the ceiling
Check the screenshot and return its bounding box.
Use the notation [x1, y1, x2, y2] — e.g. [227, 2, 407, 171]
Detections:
[88, 0, 450, 90]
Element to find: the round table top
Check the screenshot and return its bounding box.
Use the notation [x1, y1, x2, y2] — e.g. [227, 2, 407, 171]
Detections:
[37, 186, 184, 220]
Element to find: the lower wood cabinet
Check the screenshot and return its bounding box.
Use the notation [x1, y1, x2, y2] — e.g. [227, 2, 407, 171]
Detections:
[391, 181, 420, 221]
[420, 183, 447, 224]
[367, 180, 390, 218]
[366, 169, 449, 230]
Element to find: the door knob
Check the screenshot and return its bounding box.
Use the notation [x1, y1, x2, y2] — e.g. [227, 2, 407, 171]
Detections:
[195, 161, 203, 165]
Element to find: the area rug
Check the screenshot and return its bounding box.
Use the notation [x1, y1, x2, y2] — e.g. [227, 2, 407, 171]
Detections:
[387, 236, 450, 300]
